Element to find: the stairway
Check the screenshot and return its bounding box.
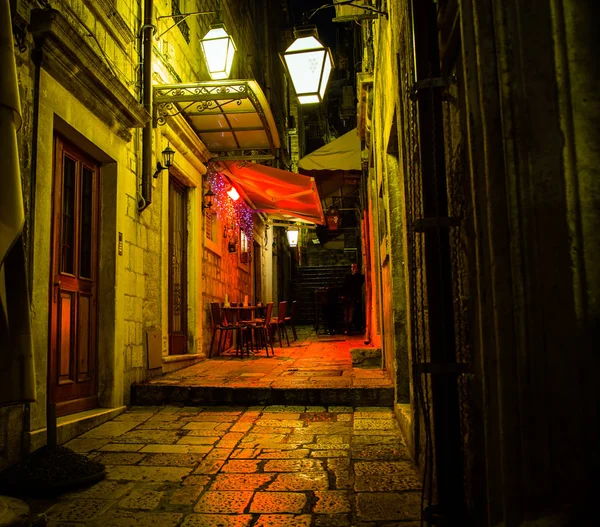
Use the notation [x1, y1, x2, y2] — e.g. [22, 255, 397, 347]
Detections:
[293, 265, 348, 325]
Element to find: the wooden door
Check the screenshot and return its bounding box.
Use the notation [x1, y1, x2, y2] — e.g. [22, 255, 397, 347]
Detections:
[168, 178, 188, 355]
[49, 136, 99, 417]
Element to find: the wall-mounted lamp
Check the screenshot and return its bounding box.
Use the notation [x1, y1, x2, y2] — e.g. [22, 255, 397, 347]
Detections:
[286, 225, 299, 247]
[202, 188, 215, 209]
[280, 26, 333, 105]
[153, 145, 175, 178]
[227, 186, 240, 201]
[201, 23, 237, 80]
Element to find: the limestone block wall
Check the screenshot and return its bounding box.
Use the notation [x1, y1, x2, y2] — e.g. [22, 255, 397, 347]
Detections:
[53, 0, 139, 93]
[121, 131, 162, 393]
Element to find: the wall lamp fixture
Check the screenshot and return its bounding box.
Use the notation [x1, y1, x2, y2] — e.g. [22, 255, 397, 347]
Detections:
[280, 26, 333, 105]
[153, 145, 175, 178]
[202, 188, 215, 210]
[157, 0, 236, 80]
[286, 225, 299, 247]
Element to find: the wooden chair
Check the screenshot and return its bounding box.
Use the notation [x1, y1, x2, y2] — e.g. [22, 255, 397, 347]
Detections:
[209, 302, 234, 357]
[284, 300, 298, 341]
[270, 301, 290, 347]
[209, 303, 251, 358]
[249, 302, 274, 356]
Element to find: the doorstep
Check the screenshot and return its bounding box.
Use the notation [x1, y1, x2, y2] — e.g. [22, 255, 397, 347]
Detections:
[26, 406, 126, 452]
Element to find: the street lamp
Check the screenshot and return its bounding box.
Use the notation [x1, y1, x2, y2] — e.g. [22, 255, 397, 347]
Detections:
[286, 225, 299, 247]
[280, 27, 333, 105]
[202, 188, 215, 209]
[200, 23, 236, 80]
[153, 145, 175, 178]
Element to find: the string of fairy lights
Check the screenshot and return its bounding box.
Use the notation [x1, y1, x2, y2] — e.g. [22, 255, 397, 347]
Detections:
[206, 164, 254, 243]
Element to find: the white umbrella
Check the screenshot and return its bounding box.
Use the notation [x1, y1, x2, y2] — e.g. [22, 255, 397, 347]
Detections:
[0, 1, 36, 405]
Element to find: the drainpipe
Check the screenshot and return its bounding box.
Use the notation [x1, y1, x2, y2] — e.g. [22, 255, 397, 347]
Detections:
[411, 0, 466, 523]
[139, 0, 154, 212]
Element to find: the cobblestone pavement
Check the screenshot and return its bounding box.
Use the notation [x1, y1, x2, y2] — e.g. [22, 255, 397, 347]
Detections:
[147, 326, 392, 390]
[32, 405, 422, 526]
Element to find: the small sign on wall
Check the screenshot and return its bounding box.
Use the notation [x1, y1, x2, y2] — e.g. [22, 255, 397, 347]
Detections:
[147, 331, 162, 369]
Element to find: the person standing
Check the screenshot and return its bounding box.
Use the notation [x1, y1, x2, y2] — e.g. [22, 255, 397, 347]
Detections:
[341, 263, 365, 335]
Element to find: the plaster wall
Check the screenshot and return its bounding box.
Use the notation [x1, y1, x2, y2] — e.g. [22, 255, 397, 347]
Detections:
[29, 69, 129, 430]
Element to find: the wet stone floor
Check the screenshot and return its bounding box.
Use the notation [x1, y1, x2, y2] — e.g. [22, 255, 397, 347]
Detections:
[29, 405, 422, 526]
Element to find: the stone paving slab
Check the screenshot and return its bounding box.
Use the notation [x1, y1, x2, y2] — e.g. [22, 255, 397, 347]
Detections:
[20, 404, 423, 526]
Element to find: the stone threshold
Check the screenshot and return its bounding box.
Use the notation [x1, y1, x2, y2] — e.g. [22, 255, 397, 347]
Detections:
[162, 353, 203, 374]
[132, 384, 394, 407]
[162, 353, 202, 363]
[26, 406, 126, 452]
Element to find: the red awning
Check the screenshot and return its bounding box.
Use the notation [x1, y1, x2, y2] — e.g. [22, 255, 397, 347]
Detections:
[220, 162, 325, 225]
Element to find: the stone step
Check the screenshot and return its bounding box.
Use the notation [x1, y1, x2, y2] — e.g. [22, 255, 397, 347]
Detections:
[131, 385, 394, 408]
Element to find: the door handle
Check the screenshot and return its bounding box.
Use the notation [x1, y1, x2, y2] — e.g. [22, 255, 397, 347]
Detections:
[53, 280, 61, 303]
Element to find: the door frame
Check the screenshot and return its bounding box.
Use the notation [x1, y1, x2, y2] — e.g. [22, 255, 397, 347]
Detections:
[48, 134, 100, 417]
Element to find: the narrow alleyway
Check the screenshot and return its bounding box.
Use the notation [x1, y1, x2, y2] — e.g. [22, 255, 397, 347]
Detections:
[24, 404, 421, 526]
[16, 329, 422, 526]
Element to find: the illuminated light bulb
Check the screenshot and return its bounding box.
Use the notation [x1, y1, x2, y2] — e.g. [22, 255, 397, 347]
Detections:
[227, 186, 240, 201]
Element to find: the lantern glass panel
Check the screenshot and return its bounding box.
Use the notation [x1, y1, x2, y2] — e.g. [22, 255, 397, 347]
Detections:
[319, 56, 333, 98]
[287, 229, 299, 247]
[201, 26, 236, 80]
[284, 49, 325, 94]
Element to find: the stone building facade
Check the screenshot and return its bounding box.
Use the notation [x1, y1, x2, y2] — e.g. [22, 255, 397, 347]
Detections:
[1, 0, 293, 469]
[358, 0, 599, 524]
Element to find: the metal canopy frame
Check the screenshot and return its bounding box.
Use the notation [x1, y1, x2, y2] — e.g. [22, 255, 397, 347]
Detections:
[153, 80, 281, 162]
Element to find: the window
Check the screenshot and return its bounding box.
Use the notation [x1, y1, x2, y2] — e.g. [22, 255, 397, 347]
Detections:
[240, 231, 250, 264]
[205, 210, 214, 242]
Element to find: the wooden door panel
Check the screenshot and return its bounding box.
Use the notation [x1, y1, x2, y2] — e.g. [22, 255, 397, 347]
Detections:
[50, 136, 99, 416]
[168, 178, 188, 355]
[58, 290, 75, 384]
[77, 293, 92, 382]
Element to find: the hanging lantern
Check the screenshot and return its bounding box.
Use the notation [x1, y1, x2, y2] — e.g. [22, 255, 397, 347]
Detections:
[325, 206, 341, 231]
[200, 23, 236, 80]
[280, 27, 333, 105]
[286, 225, 299, 247]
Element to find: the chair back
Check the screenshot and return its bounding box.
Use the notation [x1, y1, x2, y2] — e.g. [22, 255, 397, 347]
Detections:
[261, 302, 274, 326]
[277, 301, 288, 322]
[210, 302, 224, 327]
[290, 300, 297, 317]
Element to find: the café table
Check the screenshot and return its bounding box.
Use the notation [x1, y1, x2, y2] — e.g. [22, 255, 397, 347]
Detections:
[222, 305, 264, 323]
[220, 305, 269, 356]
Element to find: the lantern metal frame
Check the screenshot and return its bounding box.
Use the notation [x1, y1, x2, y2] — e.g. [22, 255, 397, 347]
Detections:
[280, 26, 334, 105]
[200, 22, 237, 80]
[202, 188, 215, 210]
[153, 145, 175, 178]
